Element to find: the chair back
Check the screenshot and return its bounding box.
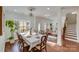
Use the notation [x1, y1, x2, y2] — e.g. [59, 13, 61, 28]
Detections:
[16, 32, 24, 43]
[40, 36, 47, 50]
[16, 32, 25, 51]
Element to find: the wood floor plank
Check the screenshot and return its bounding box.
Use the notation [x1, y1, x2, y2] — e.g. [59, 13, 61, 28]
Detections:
[4, 40, 79, 52]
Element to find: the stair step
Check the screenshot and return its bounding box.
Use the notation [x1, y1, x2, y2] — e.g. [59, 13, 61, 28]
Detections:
[66, 29, 76, 31]
[66, 28, 76, 29]
[65, 32, 76, 34]
[65, 34, 77, 37]
[65, 38, 78, 43]
[65, 36, 77, 40]
[64, 24, 76, 40]
[65, 33, 77, 36]
[65, 33, 76, 35]
[65, 35, 77, 39]
[66, 30, 76, 32]
[66, 29, 76, 30]
[65, 31, 76, 33]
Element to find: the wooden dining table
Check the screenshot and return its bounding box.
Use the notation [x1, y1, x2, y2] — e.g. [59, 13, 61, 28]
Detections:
[19, 32, 43, 51]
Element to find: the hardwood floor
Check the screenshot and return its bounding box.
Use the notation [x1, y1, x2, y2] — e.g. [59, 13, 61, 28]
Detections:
[5, 42, 14, 52]
[5, 40, 79, 52]
[47, 40, 79, 52]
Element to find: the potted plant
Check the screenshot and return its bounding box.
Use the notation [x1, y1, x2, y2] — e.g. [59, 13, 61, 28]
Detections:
[5, 19, 15, 43]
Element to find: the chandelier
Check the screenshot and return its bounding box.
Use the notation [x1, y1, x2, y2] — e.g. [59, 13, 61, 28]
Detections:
[28, 7, 35, 17]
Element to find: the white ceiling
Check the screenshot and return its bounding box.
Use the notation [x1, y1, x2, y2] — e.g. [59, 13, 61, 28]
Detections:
[3, 6, 61, 18]
[3, 6, 79, 19]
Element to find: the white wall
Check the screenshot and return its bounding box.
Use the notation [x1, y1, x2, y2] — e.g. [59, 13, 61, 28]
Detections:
[56, 8, 62, 46]
[0, 36, 5, 52]
[77, 8, 79, 42]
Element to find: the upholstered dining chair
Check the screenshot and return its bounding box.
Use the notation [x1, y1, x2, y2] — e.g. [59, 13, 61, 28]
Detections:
[32, 35, 48, 52]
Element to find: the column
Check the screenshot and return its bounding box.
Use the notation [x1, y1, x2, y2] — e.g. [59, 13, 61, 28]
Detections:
[34, 15, 36, 30]
[38, 23, 40, 32]
[77, 8, 79, 42]
[57, 8, 62, 46]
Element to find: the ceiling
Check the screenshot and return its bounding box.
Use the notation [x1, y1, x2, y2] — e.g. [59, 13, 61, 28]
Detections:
[3, 6, 79, 19]
[4, 6, 60, 18]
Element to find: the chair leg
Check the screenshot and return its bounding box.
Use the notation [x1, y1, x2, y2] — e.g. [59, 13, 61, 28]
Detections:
[45, 46, 47, 52]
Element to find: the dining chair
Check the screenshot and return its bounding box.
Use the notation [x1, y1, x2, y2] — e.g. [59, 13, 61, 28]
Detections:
[16, 32, 29, 52]
[32, 35, 48, 52]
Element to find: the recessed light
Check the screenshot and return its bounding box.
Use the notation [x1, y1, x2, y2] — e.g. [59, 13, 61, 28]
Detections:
[72, 11, 77, 14]
[47, 8, 50, 10]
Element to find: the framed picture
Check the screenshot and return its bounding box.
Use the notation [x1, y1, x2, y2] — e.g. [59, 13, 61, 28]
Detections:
[0, 6, 2, 35]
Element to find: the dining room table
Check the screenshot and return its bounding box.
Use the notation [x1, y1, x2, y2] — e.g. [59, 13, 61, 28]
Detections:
[19, 32, 43, 51]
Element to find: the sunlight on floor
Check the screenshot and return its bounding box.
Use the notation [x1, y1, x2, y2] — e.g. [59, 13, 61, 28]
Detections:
[47, 41, 56, 47]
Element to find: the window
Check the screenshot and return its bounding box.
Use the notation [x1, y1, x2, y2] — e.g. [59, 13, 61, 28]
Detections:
[19, 21, 27, 32]
[19, 21, 30, 32]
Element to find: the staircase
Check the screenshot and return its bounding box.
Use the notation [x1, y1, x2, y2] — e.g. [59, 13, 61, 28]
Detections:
[65, 24, 77, 40]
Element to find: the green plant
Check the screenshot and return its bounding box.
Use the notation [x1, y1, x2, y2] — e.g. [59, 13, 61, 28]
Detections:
[8, 36, 14, 40]
[5, 19, 15, 40]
